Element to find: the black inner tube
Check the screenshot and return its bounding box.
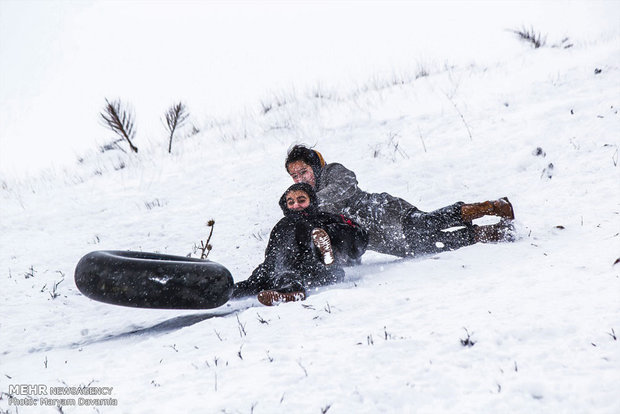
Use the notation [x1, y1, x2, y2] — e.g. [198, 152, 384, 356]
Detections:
[74, 250, 234, 309]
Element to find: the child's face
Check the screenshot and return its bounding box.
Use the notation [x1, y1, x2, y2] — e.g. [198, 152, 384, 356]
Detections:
[285, 190, 310, 211]
[287, 160, 316, 188]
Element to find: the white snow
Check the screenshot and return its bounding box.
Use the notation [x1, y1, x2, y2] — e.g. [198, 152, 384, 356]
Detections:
[1, 2, 620, 413]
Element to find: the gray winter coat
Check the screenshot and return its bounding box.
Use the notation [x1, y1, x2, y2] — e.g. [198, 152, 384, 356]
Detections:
[315, 163, 414, 257]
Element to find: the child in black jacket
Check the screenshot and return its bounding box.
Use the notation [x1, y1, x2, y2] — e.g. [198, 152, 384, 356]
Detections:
[232, 183, 368, 305]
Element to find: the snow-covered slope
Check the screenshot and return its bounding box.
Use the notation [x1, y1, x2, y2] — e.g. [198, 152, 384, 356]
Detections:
[1, 32, 619, 414]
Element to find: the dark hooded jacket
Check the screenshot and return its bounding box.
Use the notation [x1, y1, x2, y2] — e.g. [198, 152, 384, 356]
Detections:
[232, 183, 368, 298]
[312, 163, 414, 256]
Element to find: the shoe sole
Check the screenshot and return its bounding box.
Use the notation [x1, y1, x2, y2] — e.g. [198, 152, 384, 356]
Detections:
[257, 290, 306, 306]
[311, 228, 334, 265]
[497, 197, 515, 220]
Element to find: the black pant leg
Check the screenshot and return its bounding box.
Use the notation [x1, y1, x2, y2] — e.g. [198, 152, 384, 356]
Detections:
[403, 202, 476, 255]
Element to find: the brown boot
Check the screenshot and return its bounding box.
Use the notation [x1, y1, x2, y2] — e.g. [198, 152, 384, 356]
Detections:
[257, 290, 306, 306]
[461, 197, 514, 222]
[474, 220, 516, 243]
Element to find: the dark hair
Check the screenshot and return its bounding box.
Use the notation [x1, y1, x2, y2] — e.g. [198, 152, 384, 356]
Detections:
[278, 182, 318, 215]
[285, 145, 324, 178]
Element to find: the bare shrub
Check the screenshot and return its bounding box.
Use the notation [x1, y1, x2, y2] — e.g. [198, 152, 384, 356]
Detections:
[100, 98, 138, 153]
[164, 101, 189, 153]
[510, 26, 547, 48]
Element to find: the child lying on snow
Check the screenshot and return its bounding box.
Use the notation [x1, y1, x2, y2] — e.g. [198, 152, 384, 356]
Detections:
[232, 183, 368, 306]
[285, 144, 516, 258]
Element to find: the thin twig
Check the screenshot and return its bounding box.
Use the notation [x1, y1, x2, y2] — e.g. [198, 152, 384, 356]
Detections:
[445, 93, 473, 141]
[417, 126, 427, 153]
[199, 220, 215, 259]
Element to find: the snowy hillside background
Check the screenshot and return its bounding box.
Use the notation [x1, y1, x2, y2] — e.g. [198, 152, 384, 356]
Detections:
[1, 1, 620, 413]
